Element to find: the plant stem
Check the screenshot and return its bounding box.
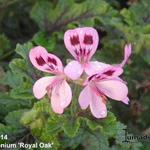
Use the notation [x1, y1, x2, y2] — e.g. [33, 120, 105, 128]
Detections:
[70, 84, 81, 117]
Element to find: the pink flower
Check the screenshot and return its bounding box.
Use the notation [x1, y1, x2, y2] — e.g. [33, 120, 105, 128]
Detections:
[78, 44, 132, 119]
[64, 27, 110, 80]
[29, 46, 72, 114]
[79, 67, 128, 119]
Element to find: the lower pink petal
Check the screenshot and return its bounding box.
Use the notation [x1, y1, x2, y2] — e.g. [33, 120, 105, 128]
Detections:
[90, 92, 107, 119]
[59, 80, 72, 108]
[84, 61, 110, 75]
[51, 94, 64, 114]
[64, 60, 83, 80]
[78, 86, 91, 109]
[51, 80, 72, 114]
[96, 79, 128, 101]
[33, 76, 55, 99]
[79, 85, 107, 118]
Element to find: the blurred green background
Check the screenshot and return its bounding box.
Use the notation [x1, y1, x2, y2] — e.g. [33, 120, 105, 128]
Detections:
[0, 0, 149, 150]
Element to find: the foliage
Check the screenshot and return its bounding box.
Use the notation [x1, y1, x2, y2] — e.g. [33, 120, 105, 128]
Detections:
[0, 0, 149, 149]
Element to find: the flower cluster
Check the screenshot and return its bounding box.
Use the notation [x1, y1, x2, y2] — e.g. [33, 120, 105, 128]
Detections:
[29, 27, 131, 119]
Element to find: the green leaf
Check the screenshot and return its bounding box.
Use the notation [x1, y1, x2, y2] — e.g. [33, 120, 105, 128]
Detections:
[63, 117, 80, 137]
[2, 70, 22, 88]
[0, 34, 10, 56]
[10, 82, 33, 100]
[31, 0, 110, 32]
[0, 123, 12, 138]
[100, 112, 118, 137]
[82, 131, 109, 150]
[39, 131, 60, 150]
[33, 98, 51, 114]
[14, 43, 38, 81]
[20, 109, 39, 125]
[30, 0, 52, 29]
[9, 58, 28, 75]
[5, 109, 27, 128]
[80, 117, 103, 131]
[142, 48, 150, 65]
[15, 42, 33, 59]
[0, 93, 31, 119]
[30, 117, 45, 136]
[60, 129, 87, 149]
[21, 99, 50, 127]
[32, 32, 57, 52]
[4, 58, 34, 99]
[0, 109, 28, 143]
[43, 116, 63, 135]
[38, 117, 61, 149]
[114, 122, 142, 150]
[120, 9, 136, 26]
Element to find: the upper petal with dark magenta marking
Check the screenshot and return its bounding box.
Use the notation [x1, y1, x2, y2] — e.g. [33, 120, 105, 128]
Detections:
[47, 57, 57, 66]
[84, 34, 93, 45]
[64, 27, 99, 63]
[29, 46, 63, 74]
[70, 35, 80, 46]
[36, 56, 46, 66]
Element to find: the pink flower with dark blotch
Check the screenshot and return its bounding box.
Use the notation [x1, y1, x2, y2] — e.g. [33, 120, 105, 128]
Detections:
[29, 46, 72, 114]
[79, 67, 129, 119]
[78, 44, 132, 119]
[29, 26, 132, 118]
[64, 27, 110, 80]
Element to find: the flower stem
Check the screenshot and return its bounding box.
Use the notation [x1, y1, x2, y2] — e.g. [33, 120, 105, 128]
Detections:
[70, 84, 81, 117]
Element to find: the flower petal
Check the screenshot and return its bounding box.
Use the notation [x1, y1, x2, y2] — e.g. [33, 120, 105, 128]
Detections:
[51, 80, 72, 114]
[98, 66, 123, 78]
[120, 44, 132, 67]
[87, 66, 123, 83]
[96, 79, 128, 101]
[51, 95, 64, 114]
[29, 46, 63, 74]
[90, 91, 107, 119]
[122, 97, 129, 105]
[64, 27, 99, 62]
[33, 76, 55, 99]
[78, 86, 91, 109]
[84, 61, 110, 75]
[64, 60, 83, 80]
